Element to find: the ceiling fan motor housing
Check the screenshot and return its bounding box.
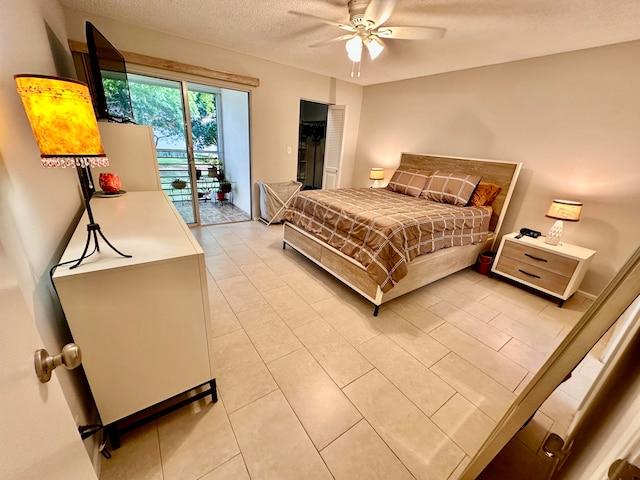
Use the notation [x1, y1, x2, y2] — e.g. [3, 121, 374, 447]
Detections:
[348, 0, 373, 27]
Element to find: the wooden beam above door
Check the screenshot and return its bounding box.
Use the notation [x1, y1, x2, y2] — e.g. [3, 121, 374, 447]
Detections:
[68, 40, 260, 88]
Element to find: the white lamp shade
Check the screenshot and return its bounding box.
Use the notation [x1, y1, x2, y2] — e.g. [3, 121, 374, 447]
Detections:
[346, 36, 363, 62]
[366, 37, 385, 60]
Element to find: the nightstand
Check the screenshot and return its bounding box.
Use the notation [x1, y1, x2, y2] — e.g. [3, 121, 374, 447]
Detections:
[491, 232, 596, 306]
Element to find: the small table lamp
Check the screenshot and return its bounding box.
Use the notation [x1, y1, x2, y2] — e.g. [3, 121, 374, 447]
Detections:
[545, 199, 582, 245]
[15, 74, 131, 269]
[369, 168, 384, 188]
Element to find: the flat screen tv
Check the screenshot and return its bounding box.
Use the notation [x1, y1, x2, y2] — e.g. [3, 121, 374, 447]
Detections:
[86, 22, 134, 123]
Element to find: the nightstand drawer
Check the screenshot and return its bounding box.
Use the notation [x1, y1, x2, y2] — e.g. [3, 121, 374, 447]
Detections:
[494, 255, 571, 295]
[501, 240, 578, 277]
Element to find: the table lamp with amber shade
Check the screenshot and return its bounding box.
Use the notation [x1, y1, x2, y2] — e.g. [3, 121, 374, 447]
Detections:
[545, 199, 582, 246]
[369, 167, 384, 188]
[15, 74, 131, 269]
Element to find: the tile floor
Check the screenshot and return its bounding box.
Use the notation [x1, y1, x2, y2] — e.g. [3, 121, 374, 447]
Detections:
[99, 221, 595, 480]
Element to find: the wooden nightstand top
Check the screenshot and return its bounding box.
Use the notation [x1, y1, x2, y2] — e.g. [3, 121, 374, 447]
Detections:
[503, 232, 596, 261]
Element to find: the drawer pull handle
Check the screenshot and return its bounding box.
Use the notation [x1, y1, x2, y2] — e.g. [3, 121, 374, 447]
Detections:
[518, 269, 541, 279]
[524, 253, 548, 262]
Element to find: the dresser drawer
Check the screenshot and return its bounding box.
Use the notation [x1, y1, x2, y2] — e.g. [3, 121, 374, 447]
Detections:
[501, 240, 578, 277]
[494, 255, 571, 295]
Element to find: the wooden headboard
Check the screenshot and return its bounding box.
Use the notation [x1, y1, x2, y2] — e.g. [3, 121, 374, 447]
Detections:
[399, 152, 522, 234]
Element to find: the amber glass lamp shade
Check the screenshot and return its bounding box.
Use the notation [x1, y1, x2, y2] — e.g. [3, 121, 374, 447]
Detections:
[14, 75, 108, 168]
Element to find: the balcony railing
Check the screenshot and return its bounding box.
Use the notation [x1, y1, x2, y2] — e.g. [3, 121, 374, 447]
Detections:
[156, 148, 222, 200]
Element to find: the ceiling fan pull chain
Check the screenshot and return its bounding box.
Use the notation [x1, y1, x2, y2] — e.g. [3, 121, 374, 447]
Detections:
[351, 61, 361, 78]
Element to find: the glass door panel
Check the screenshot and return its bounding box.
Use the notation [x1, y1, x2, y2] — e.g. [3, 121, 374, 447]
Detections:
[186, 83, 221, 220]
[127, 74, 196, 224]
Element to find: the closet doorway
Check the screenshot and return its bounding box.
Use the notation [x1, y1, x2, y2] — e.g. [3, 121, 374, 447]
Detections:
[297, 100, 328, 190]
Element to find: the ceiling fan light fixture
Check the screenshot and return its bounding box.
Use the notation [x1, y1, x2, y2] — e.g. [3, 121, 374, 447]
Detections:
[345, 36, 363, 62]
[365, 36, 384, 60]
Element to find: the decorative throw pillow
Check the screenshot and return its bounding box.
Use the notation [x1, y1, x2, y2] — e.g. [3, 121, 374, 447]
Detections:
[385, 168, 431, 197]
[420, 170, 482, 206]
[470, 182, 502, 207]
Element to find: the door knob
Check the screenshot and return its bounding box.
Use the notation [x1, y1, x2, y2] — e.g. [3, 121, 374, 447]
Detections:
[34, 343, 82, 383]
[608, 459, 640, 480]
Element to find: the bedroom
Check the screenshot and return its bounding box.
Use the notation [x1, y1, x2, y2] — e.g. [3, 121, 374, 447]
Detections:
[1, 0, 639, 479]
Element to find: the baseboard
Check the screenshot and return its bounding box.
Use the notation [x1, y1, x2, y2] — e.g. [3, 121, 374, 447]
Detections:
[576, 289, 598, 302]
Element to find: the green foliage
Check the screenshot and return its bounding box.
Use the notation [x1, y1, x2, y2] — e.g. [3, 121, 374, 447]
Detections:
[188, 91, 218, 149]
[218, 180, 232, 193]
[102, 78, 218, 149]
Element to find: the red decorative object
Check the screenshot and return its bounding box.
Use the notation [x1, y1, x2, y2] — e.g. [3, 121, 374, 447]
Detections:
[99, 172, 121, 193]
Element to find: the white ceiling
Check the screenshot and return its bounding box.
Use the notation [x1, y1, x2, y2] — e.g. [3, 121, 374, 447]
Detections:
[59, 0, 640, 86]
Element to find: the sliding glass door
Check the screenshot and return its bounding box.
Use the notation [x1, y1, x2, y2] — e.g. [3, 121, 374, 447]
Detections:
[104, 72, 250, 225]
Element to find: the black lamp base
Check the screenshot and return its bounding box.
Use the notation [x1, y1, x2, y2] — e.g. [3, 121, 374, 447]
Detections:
[69, 222, 132, 270]
[70, 165, 132, 270]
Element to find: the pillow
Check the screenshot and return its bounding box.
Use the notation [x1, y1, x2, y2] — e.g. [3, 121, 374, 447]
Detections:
[420, 170, 482, 206]
[470, 182, 502, 207]
[385, 167, 431, 197]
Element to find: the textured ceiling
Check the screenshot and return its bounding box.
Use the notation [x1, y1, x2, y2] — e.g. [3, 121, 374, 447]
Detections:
[59, 0, 640, 86]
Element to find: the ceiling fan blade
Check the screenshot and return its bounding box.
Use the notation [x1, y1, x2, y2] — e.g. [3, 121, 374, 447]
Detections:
[364, 0, 397, 26]
[309, 34, 355, 48]
[288, 10, 355, 31]
[377, 25, 446, 40]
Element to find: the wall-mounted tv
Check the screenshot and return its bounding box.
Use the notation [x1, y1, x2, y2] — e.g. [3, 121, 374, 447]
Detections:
[86, 22, 134, 123]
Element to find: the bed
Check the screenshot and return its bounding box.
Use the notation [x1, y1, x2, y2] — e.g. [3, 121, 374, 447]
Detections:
[283, 152, 522, 315]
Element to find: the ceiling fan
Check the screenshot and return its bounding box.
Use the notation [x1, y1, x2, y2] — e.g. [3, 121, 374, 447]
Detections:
[290, 0, 446, 76]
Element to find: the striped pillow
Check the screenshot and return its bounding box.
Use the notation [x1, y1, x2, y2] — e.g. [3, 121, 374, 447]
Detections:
[385, 168, 431, 197]
[420, 170, 482, 206]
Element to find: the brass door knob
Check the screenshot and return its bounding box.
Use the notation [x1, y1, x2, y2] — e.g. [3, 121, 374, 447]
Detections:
[34, 343, 82, 383]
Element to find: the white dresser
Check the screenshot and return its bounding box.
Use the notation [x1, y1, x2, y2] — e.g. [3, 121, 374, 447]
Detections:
[52, 191, 213, 445]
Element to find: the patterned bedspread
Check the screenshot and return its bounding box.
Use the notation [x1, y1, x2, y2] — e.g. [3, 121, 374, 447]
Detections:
[284, 188, 491, 292]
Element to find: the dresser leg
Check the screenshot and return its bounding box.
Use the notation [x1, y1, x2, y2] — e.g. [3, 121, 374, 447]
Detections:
[557, 299, 565, 308]
[105, 423, 120, 450]
[209, 378, 218, 403]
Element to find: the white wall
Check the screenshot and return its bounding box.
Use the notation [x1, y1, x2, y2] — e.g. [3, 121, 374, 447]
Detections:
[220, 88, 251, 214]
[355, 41, 640, 295]
[62, 8, 364, 217]
[0, 0, 98, 467]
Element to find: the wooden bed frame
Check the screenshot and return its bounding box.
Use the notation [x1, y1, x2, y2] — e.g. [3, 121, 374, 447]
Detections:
[283, 152, 522, 315]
